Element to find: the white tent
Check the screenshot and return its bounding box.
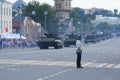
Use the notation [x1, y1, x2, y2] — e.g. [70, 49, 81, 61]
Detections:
[0, 33, 26, 39]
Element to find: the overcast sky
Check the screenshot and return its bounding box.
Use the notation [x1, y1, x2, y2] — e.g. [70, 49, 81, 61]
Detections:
[9, 0, 120, 13]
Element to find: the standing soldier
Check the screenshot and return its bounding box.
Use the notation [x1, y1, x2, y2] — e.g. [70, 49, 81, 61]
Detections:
[76, 36, 84, 68]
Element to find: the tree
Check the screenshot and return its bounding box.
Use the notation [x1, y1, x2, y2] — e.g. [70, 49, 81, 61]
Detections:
[96, 22, 111, 32]
[70, 7, 95, 32]
[23, 0, 58, 34]
[70, 7, 81, 29]
[95, 10, 113, 16]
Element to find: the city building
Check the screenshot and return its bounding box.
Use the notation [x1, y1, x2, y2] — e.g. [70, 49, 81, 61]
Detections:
[12, 0, 26, 34]
[0, 0, 12, 34]
[12, 0, 26, 12]
[23, 17, 43, 41]
[84, 8, 104, 15]
[54, 0, 72, 23]
[12, 0, 43, 40]
[91, 15, 120, 26]
[54, 0, 74, 38]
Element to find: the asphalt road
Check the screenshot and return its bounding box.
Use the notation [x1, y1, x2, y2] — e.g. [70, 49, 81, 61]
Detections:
[0, 37, 120, 80]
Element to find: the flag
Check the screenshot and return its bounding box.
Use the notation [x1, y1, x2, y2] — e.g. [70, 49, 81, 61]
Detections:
[5, 27, 8, 32]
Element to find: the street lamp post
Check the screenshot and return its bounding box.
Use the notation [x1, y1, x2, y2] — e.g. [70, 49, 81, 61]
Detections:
[44, 11, 48, 32]
[32, 11, 36, 16]
[17, 5, 24, 39]
[87, 18, 91, 31]
[19, 10, 22, 39]
[32, 10, 36, 20]
[77, 21, 80, 35]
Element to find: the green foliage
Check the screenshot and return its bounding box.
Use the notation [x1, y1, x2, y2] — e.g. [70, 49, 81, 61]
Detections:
[70, 7, 81, 28]
[70, 7, 95, 32]
[96, 22, 111, 31]
[93, 10, 113, 17]
[70, 7, 119, 32]
[23, 0, 58, 34]
[24, 1, 120, 34]
[12, 11, 16, 17]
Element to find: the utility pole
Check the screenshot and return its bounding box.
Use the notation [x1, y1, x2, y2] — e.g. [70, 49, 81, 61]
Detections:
[44, 10, 48, 33]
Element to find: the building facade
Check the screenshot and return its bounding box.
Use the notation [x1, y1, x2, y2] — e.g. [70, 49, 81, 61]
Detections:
[0, 0, 12, 34]
[54, 0, 74, 38]
[12, 0, 26, 34]
[23, 17, 43, 41]
[91, 15, 120, 26]
[54, 0, 72, 23]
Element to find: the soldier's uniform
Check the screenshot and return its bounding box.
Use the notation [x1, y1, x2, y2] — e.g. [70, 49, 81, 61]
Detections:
[76, 36, 83, 68]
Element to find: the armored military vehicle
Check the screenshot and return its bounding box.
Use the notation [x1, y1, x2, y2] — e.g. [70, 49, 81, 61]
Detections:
[84, 35, 98, 43]
[36, 33, 63, 49]
[64, 34, 77, 47]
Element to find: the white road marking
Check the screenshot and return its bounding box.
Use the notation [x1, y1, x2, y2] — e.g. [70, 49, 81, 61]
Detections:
[31, 61, 48, 65]
[83, 62, 94, 67]
[102, 57, 106, 59]
[47, 62, 63, 65]
[105, 64, 116, 68]
[96, 63, 108, 68]
[63, 62, 75, 66]
[0, 60, 120, 69]
[113, 64, 120, 68]
[37, 68, 73, 80]
[43, 77, 49, 79]
[37, 79, 43, 80]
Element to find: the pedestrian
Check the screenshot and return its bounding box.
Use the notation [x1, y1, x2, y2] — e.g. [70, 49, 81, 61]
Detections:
[22, 40, 25, 49]
[76, 36, 84, 68]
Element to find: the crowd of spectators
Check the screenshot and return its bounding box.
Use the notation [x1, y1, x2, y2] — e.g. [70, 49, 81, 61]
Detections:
[0, 39, 37, 49]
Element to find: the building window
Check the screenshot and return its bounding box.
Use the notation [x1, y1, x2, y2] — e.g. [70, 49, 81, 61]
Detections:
[9, 8, 11, 16]
[58, 4, 61, 9]
[55, 3, 58, 9]
[4, 7, 5, 16]
[66, 3, 67, 9]
[6, 8, 8, 16]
